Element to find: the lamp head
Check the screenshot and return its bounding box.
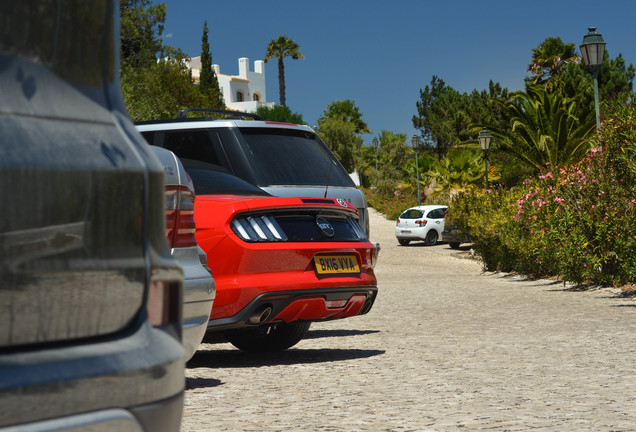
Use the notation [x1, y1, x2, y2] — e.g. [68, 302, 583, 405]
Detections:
[580, 27, 606, 67]
[411, 135, 420, 150]
[478, 127, 492, 152]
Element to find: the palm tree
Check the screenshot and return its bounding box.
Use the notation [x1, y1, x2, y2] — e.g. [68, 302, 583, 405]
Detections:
[490, 84, 596, 172]
[428, 150, 490, 198]
[264, 35, 304, 106]
[321, 99, 371, 134]
[527, 37, 579, 91]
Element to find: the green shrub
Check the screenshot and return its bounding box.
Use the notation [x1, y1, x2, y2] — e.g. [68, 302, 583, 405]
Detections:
[446, 100, 636, 287]
[446, 185, 521, 272]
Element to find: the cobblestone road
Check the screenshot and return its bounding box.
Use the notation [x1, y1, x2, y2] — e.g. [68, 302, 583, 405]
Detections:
[182, 209, 636, 432]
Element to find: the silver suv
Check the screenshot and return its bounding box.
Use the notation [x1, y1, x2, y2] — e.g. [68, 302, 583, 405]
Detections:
[136, 109, 372, 236]
[150, 146, 215, 361]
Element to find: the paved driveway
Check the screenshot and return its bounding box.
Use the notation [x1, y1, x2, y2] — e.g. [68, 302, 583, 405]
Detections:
[182, 209, 636, 431]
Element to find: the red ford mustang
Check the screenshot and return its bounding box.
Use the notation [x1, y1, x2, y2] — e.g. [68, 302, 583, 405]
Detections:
[185, 161, 378, 352]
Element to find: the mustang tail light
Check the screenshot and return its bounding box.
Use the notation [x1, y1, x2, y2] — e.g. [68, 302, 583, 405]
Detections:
[165, 185, 197, 248]
[232, 215, 288, 242]
[231, 213, 368, 243]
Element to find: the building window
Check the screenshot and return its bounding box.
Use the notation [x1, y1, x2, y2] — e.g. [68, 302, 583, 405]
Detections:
[253, 93, 260, 102]
[236, 91, 244, 102]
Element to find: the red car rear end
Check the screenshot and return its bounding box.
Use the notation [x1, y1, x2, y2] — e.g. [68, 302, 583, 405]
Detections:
[187, 166, 378, 351]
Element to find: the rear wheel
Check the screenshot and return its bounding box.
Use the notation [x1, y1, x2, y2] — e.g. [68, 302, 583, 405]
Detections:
[424, 230, 439, 246]
[449, 242, 461, 249]
[224, 322, 311, 352]
[398, 239, 410, 246]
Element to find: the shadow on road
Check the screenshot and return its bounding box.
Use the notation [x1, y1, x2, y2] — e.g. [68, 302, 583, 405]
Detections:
[185, 377, 223, 390]
[202, 328, 381, 345]
[395, 242, 472, 250]
[186, 347, 385, 370]
[303, 329, 380, 340]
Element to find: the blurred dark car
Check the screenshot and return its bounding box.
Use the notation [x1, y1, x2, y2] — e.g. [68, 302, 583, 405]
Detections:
[0, 2, 185, 431]
[441, 224, 469, 249]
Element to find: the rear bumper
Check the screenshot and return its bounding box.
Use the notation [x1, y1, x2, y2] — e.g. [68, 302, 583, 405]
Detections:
[0, 393, 183, 432]
[0, 322, 184, 431]
[182, 295, 215, 362]
[207, 286, 378, 332]
[394, 226, 427, 240]
[171, 246, 216, 361]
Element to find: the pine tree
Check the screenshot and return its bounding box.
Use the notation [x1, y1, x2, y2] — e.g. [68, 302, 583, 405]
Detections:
[199, 21, 224, 109]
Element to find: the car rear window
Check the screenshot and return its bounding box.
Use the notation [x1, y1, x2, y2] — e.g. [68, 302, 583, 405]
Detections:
[400, 209, 424, 219]
[180, 158, 269, 196]
[238, 128, 355, 188]
[164, 130, 224, 167]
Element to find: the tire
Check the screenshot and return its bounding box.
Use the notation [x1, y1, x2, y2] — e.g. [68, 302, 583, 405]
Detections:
[424, 230, 439, 246]
[398, 239, 410, 246]
[224, 321, 311, 352]
[449, 242, 461, 249]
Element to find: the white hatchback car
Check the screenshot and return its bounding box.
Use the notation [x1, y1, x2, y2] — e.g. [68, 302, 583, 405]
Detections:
[395, 205, 448, 246]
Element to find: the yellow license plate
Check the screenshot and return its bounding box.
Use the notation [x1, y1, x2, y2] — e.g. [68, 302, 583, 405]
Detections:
[313, 255, 360, 275]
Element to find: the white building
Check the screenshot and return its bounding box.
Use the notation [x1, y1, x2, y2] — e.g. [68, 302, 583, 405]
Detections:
[187, 57, 274, 113]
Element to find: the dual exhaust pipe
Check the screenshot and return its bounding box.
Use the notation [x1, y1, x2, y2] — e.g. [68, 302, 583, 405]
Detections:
[248, 295, 373, 325]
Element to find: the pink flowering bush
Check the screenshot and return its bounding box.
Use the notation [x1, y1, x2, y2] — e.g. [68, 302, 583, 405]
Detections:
[447, 100, 636, 287]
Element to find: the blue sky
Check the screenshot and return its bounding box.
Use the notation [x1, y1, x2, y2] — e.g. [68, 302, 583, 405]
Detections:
[161, 0, 636, 143]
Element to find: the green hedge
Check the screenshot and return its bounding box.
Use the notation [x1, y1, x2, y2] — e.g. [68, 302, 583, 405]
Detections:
[363, 187, 447, 220]
[363, 187, 419, 220]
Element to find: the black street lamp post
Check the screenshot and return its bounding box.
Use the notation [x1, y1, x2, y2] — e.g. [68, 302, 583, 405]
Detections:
[411, 135, 422, 206]
[479, 127, 492, 190]
[372, 137, 379, 187]
[580, 27, 606, 133]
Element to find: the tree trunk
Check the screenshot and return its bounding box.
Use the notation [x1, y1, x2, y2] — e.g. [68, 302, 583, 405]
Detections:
[278, 58, 286, 106]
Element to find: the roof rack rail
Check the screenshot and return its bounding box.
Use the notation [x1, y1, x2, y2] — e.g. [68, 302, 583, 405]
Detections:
[176, 108, 263, 121]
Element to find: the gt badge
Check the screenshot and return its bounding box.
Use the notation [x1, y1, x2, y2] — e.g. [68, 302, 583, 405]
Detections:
[315, 217, 335, 238]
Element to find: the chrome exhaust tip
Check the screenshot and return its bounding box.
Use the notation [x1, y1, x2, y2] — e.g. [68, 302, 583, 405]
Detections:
[247, 306, 273, 325]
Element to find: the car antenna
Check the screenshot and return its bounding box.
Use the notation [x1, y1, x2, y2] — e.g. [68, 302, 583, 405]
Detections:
[324, 159, 335, 198]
